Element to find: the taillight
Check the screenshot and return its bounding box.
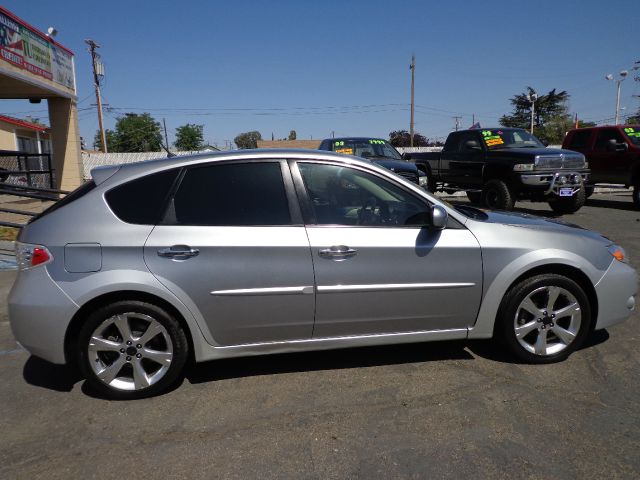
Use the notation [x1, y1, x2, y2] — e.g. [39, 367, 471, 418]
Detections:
[16, 242, 52, 270]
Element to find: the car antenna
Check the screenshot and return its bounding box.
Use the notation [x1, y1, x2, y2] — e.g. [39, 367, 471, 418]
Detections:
[161, 142, 176, 158]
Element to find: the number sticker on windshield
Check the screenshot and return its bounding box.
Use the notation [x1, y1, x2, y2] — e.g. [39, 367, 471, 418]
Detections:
[335, 148, 353, 154]
[481, 130, 505, 146]
[369, 139, 385, 145]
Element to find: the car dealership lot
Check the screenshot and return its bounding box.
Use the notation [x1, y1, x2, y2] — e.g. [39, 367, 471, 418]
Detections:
[1, 191, 638, 479]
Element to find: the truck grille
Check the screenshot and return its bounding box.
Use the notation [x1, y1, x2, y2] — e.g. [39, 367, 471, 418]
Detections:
[397, 171, 418, 184]
[535, 153, 585, 170]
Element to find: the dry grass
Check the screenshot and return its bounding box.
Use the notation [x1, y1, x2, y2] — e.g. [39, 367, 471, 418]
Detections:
[0, 227, 19, 241]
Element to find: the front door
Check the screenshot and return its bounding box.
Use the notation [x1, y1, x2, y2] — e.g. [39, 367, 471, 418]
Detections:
[293, 161, 483, 338]
[144, 161, 315, 346]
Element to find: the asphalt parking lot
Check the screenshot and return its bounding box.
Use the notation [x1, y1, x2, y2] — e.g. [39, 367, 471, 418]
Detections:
[0, 191, 638, 480]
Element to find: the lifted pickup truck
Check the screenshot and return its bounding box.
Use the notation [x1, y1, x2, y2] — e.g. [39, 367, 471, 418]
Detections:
[407, 128, 590, 213]
[562, 124, 640, 209]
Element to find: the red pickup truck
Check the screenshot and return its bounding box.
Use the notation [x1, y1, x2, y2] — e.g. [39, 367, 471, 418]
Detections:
[562, 125, 640, 208]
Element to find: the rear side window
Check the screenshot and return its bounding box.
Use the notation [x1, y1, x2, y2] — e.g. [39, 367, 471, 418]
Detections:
[169, 162, 292, 226]
[105, 169, 179, 224]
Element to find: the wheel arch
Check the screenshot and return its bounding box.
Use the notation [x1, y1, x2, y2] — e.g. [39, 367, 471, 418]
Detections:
[64, 290, 196, 366]
[495, 264, 599, 334]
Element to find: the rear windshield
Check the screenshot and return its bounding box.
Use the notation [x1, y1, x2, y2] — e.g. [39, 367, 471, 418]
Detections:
[28, 180, 96, 224]
[622, 126, 640, 145]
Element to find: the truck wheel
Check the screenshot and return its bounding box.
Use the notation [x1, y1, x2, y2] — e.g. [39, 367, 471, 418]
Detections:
[482, 179, 514, 210]
[548, 184, 586, 214]
[585, 185, 594, 198]
[633, 183, 640, 209]
[466, 191, 482, 204]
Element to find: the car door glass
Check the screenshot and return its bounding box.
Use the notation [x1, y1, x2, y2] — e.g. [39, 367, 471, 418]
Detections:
[168, 162, 292, 226]
[594, 129, 624, 151]
[298, 163, 428, 226]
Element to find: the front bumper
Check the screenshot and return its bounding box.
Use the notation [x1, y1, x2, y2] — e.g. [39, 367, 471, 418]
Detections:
[519, 171, 590, 196]
[8, 266, 79, 364]
[594, 259, 638, 330]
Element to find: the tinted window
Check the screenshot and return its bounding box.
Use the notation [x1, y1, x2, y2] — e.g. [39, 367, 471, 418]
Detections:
[298, 163, 428, 226]
[171, 162, 291, 226]
[567, 130, 591, 149]
[105, 169, 179, 225]
[594, 129, 624, 151]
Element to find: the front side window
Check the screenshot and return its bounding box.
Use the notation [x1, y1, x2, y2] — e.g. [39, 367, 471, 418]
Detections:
[170, 162, 292, 226]
[594, 129, 625, 151]
[298, 162, 428, 226]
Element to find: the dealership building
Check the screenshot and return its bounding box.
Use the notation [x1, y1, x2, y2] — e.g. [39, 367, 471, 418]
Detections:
[0, 6, 82, 190]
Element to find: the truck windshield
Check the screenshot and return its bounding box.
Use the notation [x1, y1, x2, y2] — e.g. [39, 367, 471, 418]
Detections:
[480, 129, 545, 149]
[331, 139, 403, 160]
[622, 126, 640, 145]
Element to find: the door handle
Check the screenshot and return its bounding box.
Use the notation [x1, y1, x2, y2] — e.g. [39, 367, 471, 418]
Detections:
[157, 245, 200, 260]
[318, 245, 357, 260]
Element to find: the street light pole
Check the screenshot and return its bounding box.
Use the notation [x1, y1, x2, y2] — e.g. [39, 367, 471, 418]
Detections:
[606, 70, 628, 124]
[526, 91, 537, 134]
[410, 55, 415, 147]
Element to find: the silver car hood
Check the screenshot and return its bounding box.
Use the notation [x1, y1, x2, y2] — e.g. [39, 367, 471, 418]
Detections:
[464, 208, 611, 245]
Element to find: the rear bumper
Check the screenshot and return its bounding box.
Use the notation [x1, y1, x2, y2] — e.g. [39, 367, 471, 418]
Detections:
[594, 259, 638, 330]
[8, 266, 79, 364]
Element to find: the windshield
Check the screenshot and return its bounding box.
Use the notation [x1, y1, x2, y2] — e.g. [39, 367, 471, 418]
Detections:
[623, 126, 640, 146]
[331, 139, 403, 160]
[480, 129, 545, 149]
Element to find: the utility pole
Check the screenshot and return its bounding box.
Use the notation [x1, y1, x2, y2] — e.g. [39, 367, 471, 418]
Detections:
[526, 91, 537, 133]
[410, 55, 415, 147]
[453, 116, 462, 131]
[86, 39, 107, 152]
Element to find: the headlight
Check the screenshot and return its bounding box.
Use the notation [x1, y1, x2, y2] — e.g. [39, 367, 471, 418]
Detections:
[608, 244, 627, 263]
[513, 163, 534, 171]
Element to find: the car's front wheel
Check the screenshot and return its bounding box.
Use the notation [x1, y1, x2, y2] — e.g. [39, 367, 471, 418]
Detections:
[77, 300, 189, 399]
[633, 182, 640, 209]
[548, 184, 586, 214]
[496, 274, 591, 364]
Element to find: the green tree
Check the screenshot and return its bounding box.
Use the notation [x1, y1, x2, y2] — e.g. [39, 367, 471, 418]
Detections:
[234, 130, 262, 149]
[500, 88, 573, 144]
[388, 130, 429, 147]
[626, 106, 640, 124]
[174, 123, 204, 151]
[93, 129, 119, 151]
[288, 130, 297, 140]
[94, 113, 163, 152]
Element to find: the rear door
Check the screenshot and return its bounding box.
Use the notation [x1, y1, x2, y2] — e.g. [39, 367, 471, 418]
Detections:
[292, 160, 483, 338]
[144, 160, 316, 346]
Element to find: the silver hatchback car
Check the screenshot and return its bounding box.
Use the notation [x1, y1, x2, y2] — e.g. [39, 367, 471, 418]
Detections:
[9, 150, 637, 399]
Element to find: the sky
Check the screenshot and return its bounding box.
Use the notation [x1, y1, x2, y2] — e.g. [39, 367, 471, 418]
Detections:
[2, 0, 640, 148]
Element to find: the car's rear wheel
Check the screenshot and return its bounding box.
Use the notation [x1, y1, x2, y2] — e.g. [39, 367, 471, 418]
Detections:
[77, 301, 189, 399]
[496, 274, 591, 364]
[633, 183, 640, 209]
[482, 179, 515, 210]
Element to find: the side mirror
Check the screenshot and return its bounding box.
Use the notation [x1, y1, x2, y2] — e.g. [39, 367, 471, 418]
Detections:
[617, 142, 629, 152]
[464, 140, 481, 150]
[606, 139, 618, 151]
[541, 139, 549, 147]
[430, 205, 448, 230]
[402, 152, 412, 161]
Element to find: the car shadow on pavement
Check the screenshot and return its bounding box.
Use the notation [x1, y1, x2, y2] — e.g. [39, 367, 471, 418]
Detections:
[186, 340, 474, 384]
[585, 198, 638, 212]
[22, 356, 82, 392]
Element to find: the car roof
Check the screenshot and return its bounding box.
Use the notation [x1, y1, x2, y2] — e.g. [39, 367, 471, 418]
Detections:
[90, 148, 378, 185]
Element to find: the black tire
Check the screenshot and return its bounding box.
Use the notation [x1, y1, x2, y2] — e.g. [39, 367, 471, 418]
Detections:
[584, 185, 594, 198]
[496, 274, 591, 364]
[633, 183, 640, 209]
[466, 191, 483, 204]
[548, 183, 586, 214]
[77, 300, 189, 399]
[482, 179, 515, 210]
